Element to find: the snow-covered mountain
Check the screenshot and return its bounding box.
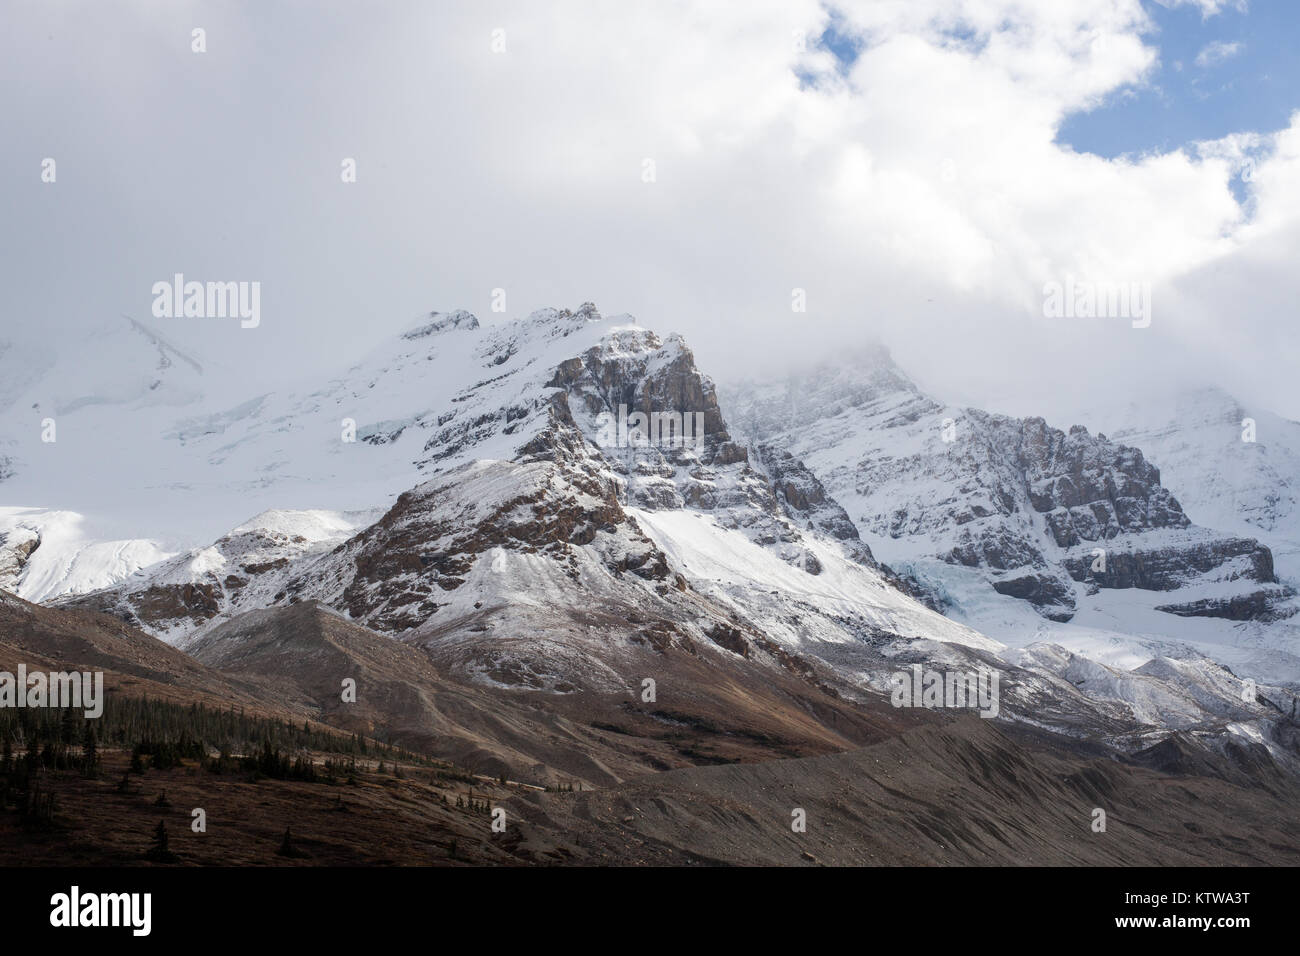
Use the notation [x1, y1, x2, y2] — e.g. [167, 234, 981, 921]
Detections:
[722, 344, 1300, 688]
[0, 507, 172, 602]
[1092, 386, 1300, 584]
[0, 316, 212, 587]
[64, 307, 993, 690]
[0, 315, 206, 486]
[36, 306, 1296, 772]
[63, 507, 377, 642]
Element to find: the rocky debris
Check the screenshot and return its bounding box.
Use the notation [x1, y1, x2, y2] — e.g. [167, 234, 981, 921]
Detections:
[513, 717, 1300, 865]
[705, 622, 750, 657]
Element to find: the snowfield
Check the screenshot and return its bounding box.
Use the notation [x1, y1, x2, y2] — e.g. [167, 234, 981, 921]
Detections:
[630, 507, 999, 654]
[0, 507, 172, 602]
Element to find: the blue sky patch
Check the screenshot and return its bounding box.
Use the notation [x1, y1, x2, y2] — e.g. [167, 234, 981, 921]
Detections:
[1058, 0, 1297, 161]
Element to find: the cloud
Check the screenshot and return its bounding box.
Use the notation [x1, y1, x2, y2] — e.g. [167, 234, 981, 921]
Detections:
[1153, 0, 1248, 18]
[1195, 39, 1243, 68]
[1, 0, 1297, 427]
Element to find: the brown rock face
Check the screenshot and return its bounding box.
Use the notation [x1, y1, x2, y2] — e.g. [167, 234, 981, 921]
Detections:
[279, 417, 673, 634]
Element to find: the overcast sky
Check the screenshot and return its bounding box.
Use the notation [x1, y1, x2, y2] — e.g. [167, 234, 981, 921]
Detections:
[3, 0, 1298, 421]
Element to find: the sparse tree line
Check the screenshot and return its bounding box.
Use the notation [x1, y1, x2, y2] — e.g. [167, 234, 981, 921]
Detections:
[456, 792, 494, 815]
[0, 696, 534, 863]
[0, 708, 97, 831]
[0, 696, 454, 835]
[1, 697, 356, 759]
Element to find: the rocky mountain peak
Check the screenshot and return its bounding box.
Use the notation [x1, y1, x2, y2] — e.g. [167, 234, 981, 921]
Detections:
[401, 309, 481, 340]
[725, 352, 1285, 629]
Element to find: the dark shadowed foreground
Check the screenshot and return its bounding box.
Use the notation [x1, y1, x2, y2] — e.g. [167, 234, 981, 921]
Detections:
[2, 591, 1297, 866]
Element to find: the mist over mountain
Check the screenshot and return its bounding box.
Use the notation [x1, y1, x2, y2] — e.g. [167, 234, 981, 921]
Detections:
[0, 303, 1292, 745]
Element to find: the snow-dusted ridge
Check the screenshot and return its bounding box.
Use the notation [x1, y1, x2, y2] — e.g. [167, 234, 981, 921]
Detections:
[60, 507, 380, 644]
[722, 343, 1300, 694]
[6, 305, 1297, 767]
[0, 507, 173, 602]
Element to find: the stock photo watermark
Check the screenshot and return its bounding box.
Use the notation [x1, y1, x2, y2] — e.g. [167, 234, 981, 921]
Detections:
[1042, 275, 1151, 329]
[151, 274, 261, 328]
[890, 664, 1000, 719]
[0, 666, 103, 719]
[595, 404, 707, 450]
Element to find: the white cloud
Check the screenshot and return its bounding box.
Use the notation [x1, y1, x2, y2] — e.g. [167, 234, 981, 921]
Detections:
[1, 0, 1297, 422]
[1195, 39, 1243, 68]
[1153, 0, 1248, 18]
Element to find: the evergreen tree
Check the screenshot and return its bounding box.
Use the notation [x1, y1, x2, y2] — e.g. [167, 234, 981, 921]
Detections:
[146, 820, 178, 862]
[21, 780, 57, 831]
[60, 708, 78, 747]
[277, 826, 308, 858]
[81, 725, 98, 777]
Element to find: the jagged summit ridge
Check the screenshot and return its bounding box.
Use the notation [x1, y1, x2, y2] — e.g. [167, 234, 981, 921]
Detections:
[401, 309, 480, 340]
[722, 347, 1300, 709]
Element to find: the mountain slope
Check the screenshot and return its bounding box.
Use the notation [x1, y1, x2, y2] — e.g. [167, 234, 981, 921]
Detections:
[0, 507, 173, 603]
[54, 310, 1298, 769]
[0, 589, 264, 711]
[186, 600, 916, 787]
[514, 717, 1300, 865]
[60, 508, 376, 641]
[1096, 386, 1300, 584]
[722, 345, 1300, 686]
